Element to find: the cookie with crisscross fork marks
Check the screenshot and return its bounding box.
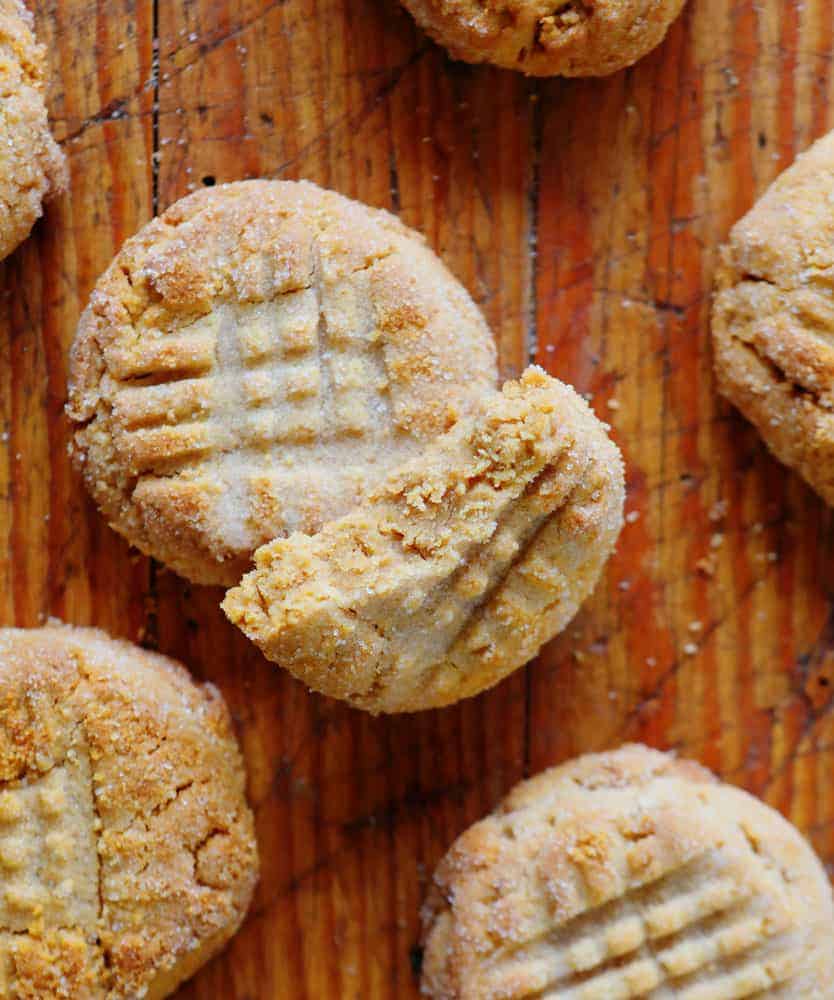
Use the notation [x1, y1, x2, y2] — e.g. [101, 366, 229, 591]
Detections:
[67, 180, 497, 585]
[223, 367, 624, 712]
[420, 744, 834, 999]
[0, 624, 258, 999]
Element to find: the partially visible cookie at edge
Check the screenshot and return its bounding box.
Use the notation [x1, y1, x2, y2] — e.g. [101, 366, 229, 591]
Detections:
[0, 623, 259, 999]
[67, 179, 498, 586]
[0, 0, 67, 262]
[713, 128, 834, 506]
[223, 366, 624, 713]
[399, 0, 686, 77]
[421, 743, 834, 998]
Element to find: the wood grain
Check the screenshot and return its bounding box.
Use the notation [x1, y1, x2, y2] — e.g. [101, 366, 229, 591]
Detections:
[1, 0, 834, 996]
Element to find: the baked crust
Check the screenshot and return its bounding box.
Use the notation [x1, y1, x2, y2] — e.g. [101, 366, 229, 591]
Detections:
[67, 180, 497, 586]
[0, 624, 258, 999]
[421, 744, 834, 998]
[713, 129, 834, 505]
[223, 367, 624, 713]
[400, 0, 686, 76]
[0, 0, 67, 262]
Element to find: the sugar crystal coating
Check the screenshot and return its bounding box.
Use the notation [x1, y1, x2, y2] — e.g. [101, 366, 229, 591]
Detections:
[0, 0, 66, 261]
[67, 180, 497, 585]
[714, 128, 834, 506]
[224, 367, 624, 712]
[421, 744, 834, 999]
[0, 624, 258, 999]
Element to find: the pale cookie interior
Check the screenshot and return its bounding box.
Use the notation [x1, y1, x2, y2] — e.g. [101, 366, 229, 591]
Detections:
[223, 366, 624, 713]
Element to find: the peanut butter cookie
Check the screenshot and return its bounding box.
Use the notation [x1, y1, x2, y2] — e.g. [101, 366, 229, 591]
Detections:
[421, 744, 834, 998]
[0, 624, 258, 999]
[67, 180, 497, 585]
[713, 129, 834, 506]
[0, 0, 66, 262]
[400, 0, 686, 76]
[223, 367, 624, 713]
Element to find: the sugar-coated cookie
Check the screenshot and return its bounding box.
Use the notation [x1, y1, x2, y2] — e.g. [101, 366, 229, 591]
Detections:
[714, 129, 834, 506]
[223, 367, 624, 713]
[0, 0, 66, 262]
[0, 624, 258, 999]
[421, 744, 834, 998]
[400, 0, 686, 76]
[68, 180, 497, 585]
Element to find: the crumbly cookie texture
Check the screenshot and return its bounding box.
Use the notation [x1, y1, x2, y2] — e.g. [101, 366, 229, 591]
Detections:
[0, 0, 67, 262]
[713, 129, 834, 506]
[421, 743, 834, 999]
[400, 0, 686, 76]
[0, 624, 259, 999]
[223, 366, 624, 713]
[67, 179, 497, 586]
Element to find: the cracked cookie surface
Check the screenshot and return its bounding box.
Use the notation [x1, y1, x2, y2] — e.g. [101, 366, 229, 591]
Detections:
[67, 180, 497, 586]
[421, 743, 834, 999]
[399, 0, 686, 76]
[713, 129, 834, 506]
[223, 367, 624, 713]
[0, 0, 66, 262]
[0, 624, 258, 999]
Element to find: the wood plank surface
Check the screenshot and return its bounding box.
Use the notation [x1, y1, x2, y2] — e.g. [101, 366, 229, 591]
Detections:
[2, 0, 834, 996]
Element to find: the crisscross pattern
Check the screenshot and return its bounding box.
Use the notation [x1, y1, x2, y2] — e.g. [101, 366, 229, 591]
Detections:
[421, 745, 834, 1000]
[68, 181, 496, 584]
[0, 625, 258, 999]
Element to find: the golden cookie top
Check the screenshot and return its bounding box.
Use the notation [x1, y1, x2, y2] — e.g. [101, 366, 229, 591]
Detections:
[713, 128, 834, 506]
[224, 367, 624, 712]
[0, 0, 66, 261]
[0, 624, 258, 999]
[421, 744, 834, 998]
[399, 0, 686, 76]
[67, 180, 497, 585]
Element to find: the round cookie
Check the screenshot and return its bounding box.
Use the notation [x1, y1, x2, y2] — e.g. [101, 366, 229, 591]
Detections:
[421, 743, 834, 998]
[67, 180, 497, 586]
[0, 0, 67, 262]
[0, 624, 258, 999]
[713, 129, 834, 506]
[399, 0, 686, 77]
[223, 367, 624, 713]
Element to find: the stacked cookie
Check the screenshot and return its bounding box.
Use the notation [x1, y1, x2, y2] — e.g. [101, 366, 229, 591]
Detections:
[223, 365, 624, 712]
[65, 179, 627, 714]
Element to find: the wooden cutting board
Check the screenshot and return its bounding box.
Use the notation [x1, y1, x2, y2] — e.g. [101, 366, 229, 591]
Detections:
[2, 0, 834, 995]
